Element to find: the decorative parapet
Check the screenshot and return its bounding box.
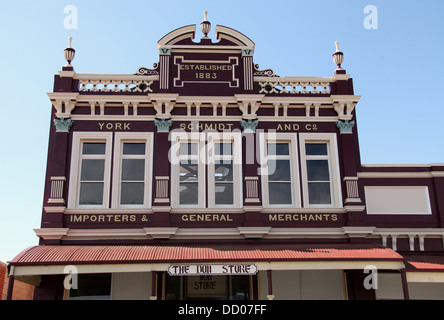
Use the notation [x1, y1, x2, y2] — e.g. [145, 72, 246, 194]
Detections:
[336, 120, 355, 134]
[54, 117, 74, 132]
[240, 119, 259, 133]
[154, 118, 173, 132]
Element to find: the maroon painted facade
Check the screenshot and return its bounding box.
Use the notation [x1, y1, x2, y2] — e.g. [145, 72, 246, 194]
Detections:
[7, 16, 444, 300]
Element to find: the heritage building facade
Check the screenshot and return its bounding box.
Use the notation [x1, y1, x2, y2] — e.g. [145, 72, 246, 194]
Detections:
[7, 14, 444, 300]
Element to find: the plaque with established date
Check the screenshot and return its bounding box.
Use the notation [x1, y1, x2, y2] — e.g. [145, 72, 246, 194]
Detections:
[173, 56, 239, 88]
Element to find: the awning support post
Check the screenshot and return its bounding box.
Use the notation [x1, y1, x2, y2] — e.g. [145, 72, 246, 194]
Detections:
[267, 270, 274, 300]
[150, 271, 157, 300]
[400, 269, 410, 300]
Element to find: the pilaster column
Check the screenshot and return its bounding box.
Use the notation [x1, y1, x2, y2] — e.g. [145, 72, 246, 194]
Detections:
[158, 48, 171, 92]
[242, 49, 254, 92]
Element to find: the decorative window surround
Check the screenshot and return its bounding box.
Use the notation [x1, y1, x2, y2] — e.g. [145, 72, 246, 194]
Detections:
[258, 133, 301, 208]
[112, 132, 154, 209]
[170, 131, 243, 208]
[299, 133, 342, 208]
[67, 132, 113, 209]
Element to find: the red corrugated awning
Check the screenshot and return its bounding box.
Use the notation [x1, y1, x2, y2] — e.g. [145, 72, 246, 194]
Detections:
[403, 255, 444, 271]
[10, 243, 403, 266]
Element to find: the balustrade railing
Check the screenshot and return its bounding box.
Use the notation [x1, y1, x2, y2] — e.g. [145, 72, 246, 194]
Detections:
[256, 77, 332, 95]
[75, 74, 157, 93]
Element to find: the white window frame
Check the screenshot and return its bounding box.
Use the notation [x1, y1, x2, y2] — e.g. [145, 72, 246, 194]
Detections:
[170, 131, 242, 208]
[112, 132, 153, 209]
[259, 132, 301, 208]
[207, 132, 242, 208]
[299, 133, 342, 208]
[170, 132, 206, 208]
[68, 132, 113, 209]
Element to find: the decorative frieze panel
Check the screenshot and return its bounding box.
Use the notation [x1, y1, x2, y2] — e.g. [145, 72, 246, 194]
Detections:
[244, 177, 260, 204]
[343, 177, 361, 203]
[48, 176, 66, 204]
[154, 176, 170, 204]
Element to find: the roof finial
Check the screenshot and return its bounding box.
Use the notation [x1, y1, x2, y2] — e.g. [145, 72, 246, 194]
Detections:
[64, 36, 76, 69]
[332, 40, 344, 72]
[200, 11, 211, 38]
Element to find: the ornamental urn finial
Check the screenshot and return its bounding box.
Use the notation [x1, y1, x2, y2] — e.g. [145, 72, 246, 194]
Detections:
[332, 40, 344, 71]
[64, 36, 76, 68]
[200, 11, 211, 38]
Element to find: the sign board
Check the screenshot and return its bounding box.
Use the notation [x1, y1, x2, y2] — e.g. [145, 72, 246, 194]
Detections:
[187, 276, 227, 298]
[168, 264, 258, 276]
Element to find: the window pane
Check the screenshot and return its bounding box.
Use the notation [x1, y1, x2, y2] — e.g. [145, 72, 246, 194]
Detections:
[80, 159, 105, 181]
[215, 162, 233, 181]
[305, 143, 328, 156]
[307, 160, 330, 181]
[79, 182, 104, 205]
[267, 143, 289, 156]
[123, 143, 146, 155]
[180, 143, 198, 155]
[180, 161, 198, 181]
[120, 182, 144, 205]
[69, 274, 111, 300]
[121, 159, 145, 181]
[268, 160, 291, 181]
[268, 182, 292, 204]
[215, 183, 234, 205]
[82, 143, 106, 155]
[179, 182, 198, 205]
[215, 143, 232, 155]
[308, 182, 331, 204]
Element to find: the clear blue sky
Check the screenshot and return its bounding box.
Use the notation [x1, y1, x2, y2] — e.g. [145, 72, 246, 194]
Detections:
[0, 0, 443, 262]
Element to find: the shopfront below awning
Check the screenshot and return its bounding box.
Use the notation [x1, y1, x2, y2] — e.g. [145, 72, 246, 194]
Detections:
[9, 243, 405, 280]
